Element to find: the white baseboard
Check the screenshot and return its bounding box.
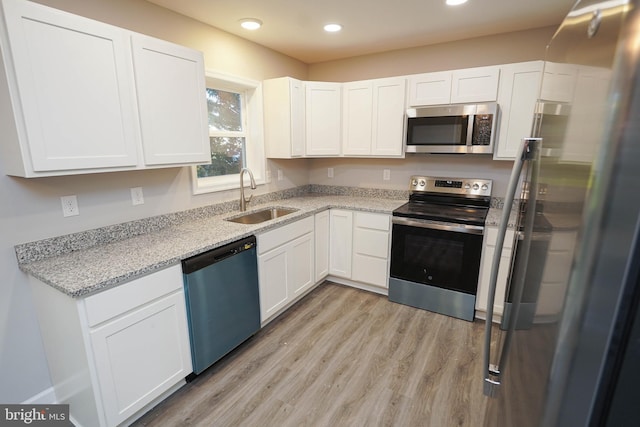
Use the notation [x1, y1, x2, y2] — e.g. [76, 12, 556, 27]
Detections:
[22, 386, 57, 404]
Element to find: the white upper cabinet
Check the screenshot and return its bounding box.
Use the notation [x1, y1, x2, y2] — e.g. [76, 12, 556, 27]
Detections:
[540, 62, 577, 103]
[494, 61, 543, 160]
[343, 77, 406, 157]
[408, 65, 500, 106]
[305, 81, 342, 156]
[408, 71, 452, 106]
[0, 0, 139, 176]
[131, 34, 210, 166]
[263, 77, 305, 158]
[450, 66, 500, 104]
[0, 0, 211, 177]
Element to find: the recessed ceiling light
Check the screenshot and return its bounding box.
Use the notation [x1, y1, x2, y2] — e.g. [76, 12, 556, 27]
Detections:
[446, 0, 468, 5]
[324, 23, 342, 33]
[239, 18, 262, 30]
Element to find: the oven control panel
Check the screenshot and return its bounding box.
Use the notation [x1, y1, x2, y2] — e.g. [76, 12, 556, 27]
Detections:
[409, 176, 492, 197]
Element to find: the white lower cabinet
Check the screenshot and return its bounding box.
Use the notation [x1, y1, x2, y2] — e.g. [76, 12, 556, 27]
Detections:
[476, 227, 516, 321]
[329, 209, 354, 278]
[315, 210, 330, 282]
[29, 264, 192, 427]
[352, 212, 391, 288]
[257, 216, 315, 323]
[535, 230, 577, 319]
[329, 209, 391, 289]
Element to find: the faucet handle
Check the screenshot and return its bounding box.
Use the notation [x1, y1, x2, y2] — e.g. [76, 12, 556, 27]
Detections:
[245, 194, 253, 204]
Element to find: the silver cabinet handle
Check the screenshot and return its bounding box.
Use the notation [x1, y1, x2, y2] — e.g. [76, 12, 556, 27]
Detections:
[483, 138, 541, 397]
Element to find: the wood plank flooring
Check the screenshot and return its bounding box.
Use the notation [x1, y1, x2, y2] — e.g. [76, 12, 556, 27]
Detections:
[133, 282, 490, 427]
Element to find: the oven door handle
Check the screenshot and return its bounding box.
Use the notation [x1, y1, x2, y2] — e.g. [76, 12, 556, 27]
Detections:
[483, 138, 541, 398]
[392, 216, 485, 235]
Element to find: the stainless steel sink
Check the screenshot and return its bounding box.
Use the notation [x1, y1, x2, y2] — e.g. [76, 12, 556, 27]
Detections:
[225, 207, 299, 224]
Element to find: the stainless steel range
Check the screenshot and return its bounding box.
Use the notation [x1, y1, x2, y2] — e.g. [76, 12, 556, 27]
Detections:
[389, 176, 492, 321]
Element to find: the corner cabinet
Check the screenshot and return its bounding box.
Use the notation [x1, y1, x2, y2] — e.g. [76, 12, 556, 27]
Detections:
[493, 61, 543, 160]
[28, 265, 192, 427]
[0, 0, 210, 177]
[257, 216, 315, 323]
[305, 81, 342, 156]
[263, 77, 306, 158]
[342, 77, 406, 157]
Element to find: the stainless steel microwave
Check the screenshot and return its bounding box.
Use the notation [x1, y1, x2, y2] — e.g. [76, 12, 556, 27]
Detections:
[405, 103, 499, 154]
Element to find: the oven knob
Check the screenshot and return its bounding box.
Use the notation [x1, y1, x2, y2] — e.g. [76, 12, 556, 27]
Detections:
[412, 179, 418, 186]
[419, 179, 426, 187]
[473, 183, 480, 190]
[481, 184, 489, 191]
[464, 183, 471, 190]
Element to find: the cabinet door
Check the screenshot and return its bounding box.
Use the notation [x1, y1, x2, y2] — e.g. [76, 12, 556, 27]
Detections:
[494, 61, 543, 160]
[89, 291, 192, 427]
[561, 66, 611, 163]
[342, 81, 373, 156]
[451, 66, 500, 104]
[263, 77, 305, 158]
[1, 0, 138, 172]
[540, 62, 577, 102]
[329, 210, 353, 278]
[372, 78, 406, 157]
[408, 71, 452, 106]
[315, 211, 330, 282]
[288, 232, 315, 298]
[258, 246, 289, 322]
[132, 35, 210, 165]
[306, 82, 341, 156]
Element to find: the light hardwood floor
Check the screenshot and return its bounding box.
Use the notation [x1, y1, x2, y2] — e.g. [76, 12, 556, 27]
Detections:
[134, 282, 490, 427]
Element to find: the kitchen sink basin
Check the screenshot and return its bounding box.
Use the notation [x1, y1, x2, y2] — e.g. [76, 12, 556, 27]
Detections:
[225, 207, 299, 224]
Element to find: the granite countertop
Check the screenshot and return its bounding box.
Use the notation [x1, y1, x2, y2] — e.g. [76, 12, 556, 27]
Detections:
[17, 195, 406, 298]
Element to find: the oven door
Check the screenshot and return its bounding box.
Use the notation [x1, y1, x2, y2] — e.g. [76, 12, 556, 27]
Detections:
[388, 217, 484, 321]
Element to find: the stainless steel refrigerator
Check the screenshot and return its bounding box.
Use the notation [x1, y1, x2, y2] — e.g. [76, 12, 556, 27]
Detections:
[482, 0, 640, 425]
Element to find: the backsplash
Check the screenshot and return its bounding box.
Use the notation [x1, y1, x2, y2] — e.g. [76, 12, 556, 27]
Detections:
[15, 183, 511, 264]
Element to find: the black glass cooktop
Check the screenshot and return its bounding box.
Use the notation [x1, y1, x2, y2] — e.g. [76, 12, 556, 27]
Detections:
[393, 200, 489, 226]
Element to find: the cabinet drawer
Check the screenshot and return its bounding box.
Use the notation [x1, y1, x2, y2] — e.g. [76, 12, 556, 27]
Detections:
[354, 211, 389, 231]
[258, 215, 314, 254]
[84, 264, 183, 327]
[352, 254, 388, 288]
[353, 228, 389, 258]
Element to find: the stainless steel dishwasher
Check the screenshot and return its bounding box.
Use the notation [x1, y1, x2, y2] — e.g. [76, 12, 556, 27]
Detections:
[182, 235, 260, 375]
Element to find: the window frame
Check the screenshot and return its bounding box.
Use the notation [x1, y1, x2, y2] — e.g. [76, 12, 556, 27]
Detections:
[191, 71, 266, 195]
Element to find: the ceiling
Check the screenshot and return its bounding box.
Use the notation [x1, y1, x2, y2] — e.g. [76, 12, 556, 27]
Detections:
[145, 0, 577, 64]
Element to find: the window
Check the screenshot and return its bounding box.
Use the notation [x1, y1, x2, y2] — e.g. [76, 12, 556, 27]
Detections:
[192, 71, 265, 194]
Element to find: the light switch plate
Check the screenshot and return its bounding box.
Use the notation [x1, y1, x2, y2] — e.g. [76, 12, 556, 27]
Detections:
[383, 169, 391, 181]
[328, 167, 334, 178]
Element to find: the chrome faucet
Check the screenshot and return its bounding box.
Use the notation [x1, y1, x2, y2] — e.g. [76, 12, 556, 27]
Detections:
[239, 168, 257, 211]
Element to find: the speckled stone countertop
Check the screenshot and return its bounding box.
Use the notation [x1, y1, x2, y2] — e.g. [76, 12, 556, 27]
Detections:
[17, 192, 406, 298]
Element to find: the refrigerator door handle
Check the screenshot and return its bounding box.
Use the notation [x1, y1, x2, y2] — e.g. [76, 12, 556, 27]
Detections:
[483, 138, 541, 397]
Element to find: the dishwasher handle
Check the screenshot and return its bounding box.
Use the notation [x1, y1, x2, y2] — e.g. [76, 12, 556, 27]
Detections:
[182, 235, 256, 274]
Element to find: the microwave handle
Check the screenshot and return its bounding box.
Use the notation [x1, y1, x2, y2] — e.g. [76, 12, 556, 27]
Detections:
[466, 114, 475, 146]
[482, 138, 541, 397]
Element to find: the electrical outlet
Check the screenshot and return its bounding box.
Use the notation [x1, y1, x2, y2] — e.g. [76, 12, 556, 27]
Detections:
[61, 195, 79, 217]
[277, 169, 284, 181]
[130, 187, 144, 206]
[266, 169, 272, 182]
[383, 169, 391, 181]
[328, 167, 334, 178]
